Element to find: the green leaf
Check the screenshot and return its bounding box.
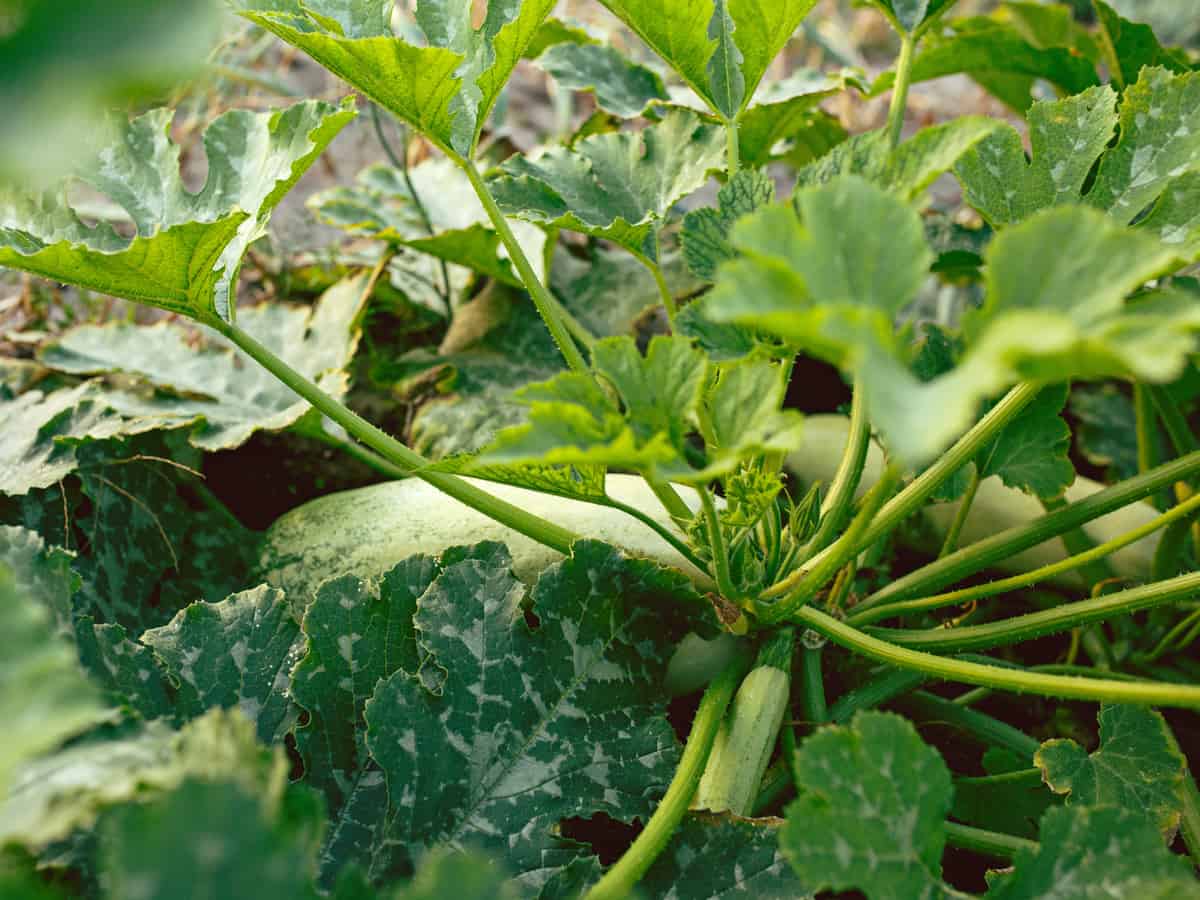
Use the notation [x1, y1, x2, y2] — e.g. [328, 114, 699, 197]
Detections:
[735, 70, 856, 168]
[704, 176, 932, 365]
[779, 712, 953, 899]
[292, 557, 438, 813]
[364, 541, 683, 885]
[0, 100, 355, 328]
[597, 0, 816, 119]
[0, 563, 107, 798]
[955, 85, 1119, 227]
[682, 168, 775, 282]
[309, 159, 548, 287]
[0, 524, 78, 636]
[534, 41, 668, 118]
[239, 0, 556, 158]
[795, 117, 1002, 202]
[488, 110, 725, 260]
[873, 0, 958, 34]
[102, 778, 323, 900]
[392, 849, 520, 900]
[641, 813, 813, 898]
[1069, 384, 1140, 483]
[0, 0, 221, 184]
[872, 15, 1100, 111]
[141, 585, 303, 744]
[974, 383, 1074, 499]
[36, 277, 369, 451]
[950, 748, 1053, 840]
[1095, 1, 1192, 91]
[1034, 703, 1187, 835]
[985, 805, 1200, 899]
[703, 361, 805, 478]
[0, 709, 283, 849]
[479, 335, 707, 478]
[1140, 171, 1200, 263]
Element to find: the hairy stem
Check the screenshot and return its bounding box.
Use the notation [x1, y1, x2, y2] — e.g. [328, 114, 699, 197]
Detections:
[726, 116, 741, 175]
[943, 822, 1036, 860]
[701, 487, 738, 599]
[461, 158, 588, 372]
[220, 322, 579, 554]
[895, 690, 1039, 758]
[851, 490, 1200, 627]
[867, 571, 1200, 653]
[804, 380, 871, 559]
[858, 446, 1200, 611]
[596, 494, 710, 575]
[939, 465, 979, 558]
[584, 655, 749, 900]
[791, 604, 1200, 707]
[886, 32, 917, 150]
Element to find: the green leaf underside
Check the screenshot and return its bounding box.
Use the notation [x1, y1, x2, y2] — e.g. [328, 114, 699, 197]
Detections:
[0, 709, 281, 848]
[238, 0, 557, 158]
[641, 814, 814, 898]
[364, 541, 685, 887]
[1035, 704, 1187, 835]
[0, 100, 355, 327]
[30, 277, 367, 454]
[488, 109, 725, 260]
[0, 563, 107, 798]
[703, 175, 1200, 464]
[780, 712, 953, 898]
[310, 158, 548, 287]
[956, 68, 1200, 244]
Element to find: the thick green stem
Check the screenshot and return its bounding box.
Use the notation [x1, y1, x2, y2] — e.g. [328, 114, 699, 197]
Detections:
[584, 655, 749, 900]
[858, 446, 1200, 611]
[596, 494, 709, 575]
[939, 465, 980, 558]
[725, 116, 741, 175]
[850, 490, 1200, 627]
[1134, 384, 1159, 477]
[644, 250, 678, 330]
[461, 158, 588, 373]
[804, 381, 871, 559]
[800, 645, 828, 725]
[886, 33, 917, 150]
[648, 476, 695, 523]
[895, 690, 1038, 758]
[701, 487, 738, 599]
[868, 571, 1200, 653]
[1148, 384, 1198, 457]
[827, 669, 926, 723]
[943, 822, 1036, 860]
[795, 384, 1042, 596]
[791, 604, 1200, 707]
[760, 468, 899, 620]
[220, 322, 579, 554]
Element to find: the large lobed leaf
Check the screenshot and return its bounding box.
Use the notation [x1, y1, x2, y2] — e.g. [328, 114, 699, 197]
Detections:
[596, 0, 817, 120]
[239, 0, 556, 159]
[488, 109, 725, 261]
[0, 99, 355, 328]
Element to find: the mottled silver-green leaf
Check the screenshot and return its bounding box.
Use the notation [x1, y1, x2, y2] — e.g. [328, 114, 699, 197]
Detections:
[239, 0, 555, 158]
[682, 168, 775, 282]
[641, 814, 814, 899]
[0, 564, 107, 798]
[365, 541, 683, 886]
[958, 68, 1200, 240]
[1140, 171, 1200, 262]
[780, 712, 953, 900]
[309, 159, 547, 287]
[292, 556, 439, 814]
[36, 278, 368, 452]
[488, 110, 725, 260]
[0, 524, 78, 635]
[141, 585, 303, 744]
[0, 100, 354, 327]
[76, 618, 173, 721]
[102, 777, 322, 900]
[985, 805, 1200, 899]
[534, 41, 668, 118]
[1035, 704, 1187, 835]
[0, 709, 283, 849]
[393, 849, 521, 900]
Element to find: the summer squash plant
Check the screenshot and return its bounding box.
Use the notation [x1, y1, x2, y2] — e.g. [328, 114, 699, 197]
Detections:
[4, 0, 1200, 897]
